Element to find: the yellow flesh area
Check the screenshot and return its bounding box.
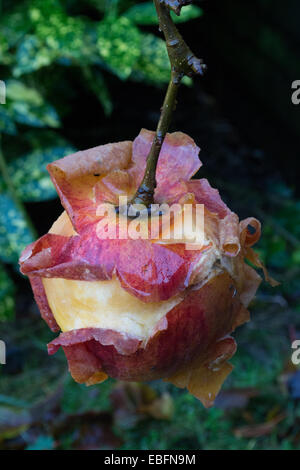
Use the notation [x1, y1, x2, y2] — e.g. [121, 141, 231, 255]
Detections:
[44, 211, 181, 339]
[43, 276, 181, 339]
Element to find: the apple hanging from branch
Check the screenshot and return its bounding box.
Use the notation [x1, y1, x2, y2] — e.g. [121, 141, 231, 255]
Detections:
[19, 0, 277, 408]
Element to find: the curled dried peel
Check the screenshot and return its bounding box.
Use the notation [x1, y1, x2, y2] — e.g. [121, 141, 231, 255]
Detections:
[220, 213, 241, 257]
[132, 129, 201, 190]
[47, 141, 132, 232]
[19, 129, 273, 407]
[165, 337, 237, 408]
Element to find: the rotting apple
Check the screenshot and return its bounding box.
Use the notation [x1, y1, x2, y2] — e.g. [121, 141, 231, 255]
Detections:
[19, 129, 276, 408]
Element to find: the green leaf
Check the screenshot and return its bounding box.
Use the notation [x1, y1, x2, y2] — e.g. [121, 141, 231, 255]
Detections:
[124, 3, 202, 25]
[0, 193, 35, 264]
[6, 80, 45, 107]
[97, 17, 141, 80]
[13, 35, 55, 77]
[131, 33, 170, 85]
[4, 80, 60, 128]
[0, 108, 17, 136]
[0, 32, 10, 65]
[10, 101, 60, 128]
[13, 4, 92, 76]
[0, 146, 76, 202]
[171, 4, 203, 23]
[35, 15, 86, 61]
[0, 8, 33, 53]
[130, 33, 192, 86]
[124, 2, 158, 24]
[0, 262, 15, 322]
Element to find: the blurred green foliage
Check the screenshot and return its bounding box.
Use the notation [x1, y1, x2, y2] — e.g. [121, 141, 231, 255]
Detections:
[2, 79, 60, 131]
[0, 262, 15, 321]
[0, 0, 202, 322]
[0, 193, 34, 264]
[1, 0, 202, 108]
[0, 0, 299, 451]
[0, 146, 75, 202]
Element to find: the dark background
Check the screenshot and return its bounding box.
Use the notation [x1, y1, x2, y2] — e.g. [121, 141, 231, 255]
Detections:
[33, 0, 300, 231]
[0, 0, 299, 451]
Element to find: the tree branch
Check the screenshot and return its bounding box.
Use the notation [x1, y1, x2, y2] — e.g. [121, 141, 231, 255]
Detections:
[130, 0, 206, 207]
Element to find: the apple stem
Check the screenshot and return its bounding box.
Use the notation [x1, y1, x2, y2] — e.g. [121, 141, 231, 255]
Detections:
[131, 0, 206, 207]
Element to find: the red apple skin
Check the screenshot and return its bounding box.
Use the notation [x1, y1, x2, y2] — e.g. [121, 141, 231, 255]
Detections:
[18, 128, 267, 405]
[21, 230, 214, 304]
[48, 271, 248, 383]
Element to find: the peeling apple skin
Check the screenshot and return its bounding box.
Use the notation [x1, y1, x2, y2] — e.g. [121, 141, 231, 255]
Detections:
[49, 272, 247, 382]
[18, 129, 269, 405]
